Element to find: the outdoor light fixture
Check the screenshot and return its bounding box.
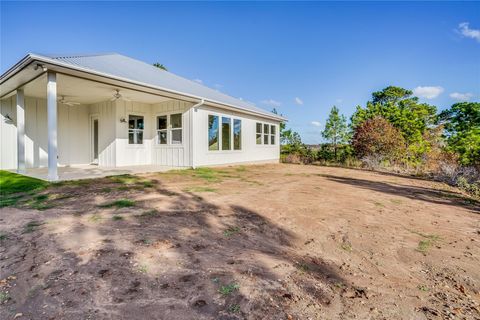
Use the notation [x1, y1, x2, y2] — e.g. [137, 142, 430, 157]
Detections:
[120, 117, 127, 123]
[3, 114, 13, 123]
[34, 63, 47, 72]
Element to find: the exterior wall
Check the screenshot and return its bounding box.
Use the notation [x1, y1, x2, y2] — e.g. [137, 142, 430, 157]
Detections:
[89, 101, 116, 167]
[193, 105, 281, 167]
[151, 100, 192, 167]
[0, 96, 90, 170]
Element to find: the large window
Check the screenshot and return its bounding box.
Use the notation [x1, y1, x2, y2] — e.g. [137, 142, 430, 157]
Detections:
[208, 115, 219, 150]
[157, 115, 167, 144]
[128, 115, 144, 144]
[270, 125, 276, 145]
[234, 119, 242, 150]
[170, 113, 182, 144]
[263, 124, 270, 144]
[256, 123, 262, 145]
[222, 117, 231, 150]
[156, 113, 182, 145]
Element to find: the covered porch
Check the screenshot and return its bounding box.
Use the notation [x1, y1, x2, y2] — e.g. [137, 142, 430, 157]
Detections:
[1, 67, 197, 181]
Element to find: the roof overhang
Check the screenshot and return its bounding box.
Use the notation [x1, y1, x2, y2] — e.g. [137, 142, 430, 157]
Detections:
[1, 54, 287, 122]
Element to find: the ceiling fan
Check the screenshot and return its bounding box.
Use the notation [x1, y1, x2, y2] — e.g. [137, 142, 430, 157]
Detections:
[58, 96, 80, 106]
[110, 89, 131, 102]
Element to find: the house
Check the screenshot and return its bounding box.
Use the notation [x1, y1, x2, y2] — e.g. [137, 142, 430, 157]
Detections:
[0, 53, 286, 180]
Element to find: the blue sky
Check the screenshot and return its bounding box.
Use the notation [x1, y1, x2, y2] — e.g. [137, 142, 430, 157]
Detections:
[1, 1, 479, 143]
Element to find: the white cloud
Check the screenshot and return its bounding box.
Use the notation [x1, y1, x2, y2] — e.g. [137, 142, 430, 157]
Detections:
[261, 99, 281, 107]
[412, 86, 444, 99]
[450, 92, 474, 101]
[310, 121, 321, 127]
[458, 22, 480, 42]
[193, 79, 203, 84]
[295, 97, 303, 105]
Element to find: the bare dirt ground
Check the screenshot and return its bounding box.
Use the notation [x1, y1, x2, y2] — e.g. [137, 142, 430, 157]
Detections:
[1, 164, 479, 320]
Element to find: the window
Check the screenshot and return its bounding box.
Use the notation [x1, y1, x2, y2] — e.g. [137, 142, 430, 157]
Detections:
[128, 115, 144, 144]
[233, 119, 241, 150]
[170, 113, 182, 144]
[270, 125, 276, 145]
[263, 124, 270, 145]
[156, 113, 182, 145]
[222, 117, 231, 150]
[256, 122, 262, 144]
[208, 115, 219, 150]
[157, 115, 167, 144]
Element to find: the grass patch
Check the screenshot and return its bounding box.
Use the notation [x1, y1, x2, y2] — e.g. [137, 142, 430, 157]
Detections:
[223, 226, 241, 237]
[0, 194, 23, 208]
[27, 194, 54, 210]
[296, 262, 310, 273]
[138, 264, 148, 273]
[0, 292, 10, 303]
[193, 167, 221, 182]
[408, 229, 440, 255]
[418, 284, 429, 292]
[219, 283, 240, 296]
[235, 166, 247, 172]
[108, 174, 140, 185]
[0, 234, 7, 241]
[98, 199, 135, 208]
[228, 304, 241, 313]
[112, 215, 124, 221]
[23, 221, 43, 233]
[101, 187, 113, 193]
[0, 170, 48, 196]
[341, 243, 353, 252]
[183, 186, 218, 193]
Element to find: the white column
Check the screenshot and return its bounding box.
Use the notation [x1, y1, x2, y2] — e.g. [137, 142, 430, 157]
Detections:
[47, 72, 58, 181]
[16, 89, 26, 173]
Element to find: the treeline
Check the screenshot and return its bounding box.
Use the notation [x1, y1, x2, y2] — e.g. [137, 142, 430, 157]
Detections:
[279, 86, 480, 197]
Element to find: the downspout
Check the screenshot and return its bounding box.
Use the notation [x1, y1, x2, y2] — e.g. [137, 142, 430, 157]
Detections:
[189, 99, 205, 169]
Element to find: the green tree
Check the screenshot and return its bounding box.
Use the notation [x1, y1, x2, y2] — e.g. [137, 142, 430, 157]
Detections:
[322, 106, 348, 160]
[439, 102, 480, 165]
[153, 62, 168, 71]
[351, 86, 437, 161]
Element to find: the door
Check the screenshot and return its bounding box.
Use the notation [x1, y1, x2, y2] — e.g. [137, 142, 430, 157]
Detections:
[91, 117, 99, 164]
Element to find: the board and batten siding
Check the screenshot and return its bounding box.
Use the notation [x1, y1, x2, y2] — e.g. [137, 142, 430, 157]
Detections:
[89, 101, 117, 167]
[193, 105, 281, 167]
[151, 100, 192, 167]
[1, 96, 90, 170]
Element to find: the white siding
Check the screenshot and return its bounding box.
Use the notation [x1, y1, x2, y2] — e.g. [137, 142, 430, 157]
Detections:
[193, 105, 281, 167]
[89, 101, 116, 167]
[151, 100, 192, 167]
[0, 96, 90, 170]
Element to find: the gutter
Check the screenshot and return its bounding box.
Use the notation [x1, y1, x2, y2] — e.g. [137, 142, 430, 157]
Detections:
[0, 54, 287, 122]
[189, 99, 205, 169]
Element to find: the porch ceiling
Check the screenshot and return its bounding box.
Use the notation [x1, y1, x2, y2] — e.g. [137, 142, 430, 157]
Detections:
[22, 73, 172, 105]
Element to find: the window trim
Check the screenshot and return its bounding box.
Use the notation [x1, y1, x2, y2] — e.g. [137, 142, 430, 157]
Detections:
[154, 112, 184, 146]
[127, 113, 145, 146]
[255, 122, 277, 147]
[208, 112, 243, 153]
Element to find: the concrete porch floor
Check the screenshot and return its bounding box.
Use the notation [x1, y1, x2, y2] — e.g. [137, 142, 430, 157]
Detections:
[14, 164, 183, 181]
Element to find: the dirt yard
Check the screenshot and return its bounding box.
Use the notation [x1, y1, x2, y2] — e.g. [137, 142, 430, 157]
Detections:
[0, 164, 479, 320]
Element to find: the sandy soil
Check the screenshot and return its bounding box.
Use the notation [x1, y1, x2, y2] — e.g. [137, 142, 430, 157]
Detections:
[1, 164, 479, 320]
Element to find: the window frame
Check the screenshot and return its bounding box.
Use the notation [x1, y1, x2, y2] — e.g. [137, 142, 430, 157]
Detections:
[154, 112, 184, 146]
[128, 114, 145, 145]
[208, 113, 242, 152]
[255, 122, 277, 147]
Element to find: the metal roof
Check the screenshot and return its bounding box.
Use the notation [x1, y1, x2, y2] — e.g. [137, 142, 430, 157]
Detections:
[26, 53, 284, 121]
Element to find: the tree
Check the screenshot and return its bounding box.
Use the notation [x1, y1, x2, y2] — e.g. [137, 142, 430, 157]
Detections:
[439, 102, 480, 165]
[352, 116, 406, 161]
[351, 86, 437, 161]
[322, 106, 348, 160]
[153, 62, 168, 71]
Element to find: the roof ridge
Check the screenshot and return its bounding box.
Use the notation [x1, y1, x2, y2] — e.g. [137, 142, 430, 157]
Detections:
[38, 52, 119, 60]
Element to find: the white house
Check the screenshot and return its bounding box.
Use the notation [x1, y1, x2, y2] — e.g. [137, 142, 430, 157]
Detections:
[0, 53, 286, 180]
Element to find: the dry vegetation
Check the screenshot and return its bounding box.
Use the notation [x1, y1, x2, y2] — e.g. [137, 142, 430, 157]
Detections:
[0, 164, 479, 319]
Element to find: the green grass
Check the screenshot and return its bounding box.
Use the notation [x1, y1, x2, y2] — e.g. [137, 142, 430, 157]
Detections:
[23, 221, 43, 233]
[0, 194, 23, 208]
[0, 170, 48, 196]
[0, 234, 7, 241]
[0, 292, 10, 303]
[223, 226, 241, 237]
[296, 262, 310, 273]
[193, 167, 221, 182]
[112, 215, 124, 221]
[219, 283, 240, 296]
[408, 229, 440, 255]
[183, 186, 218, 193]
[108, 174, 140, 185]
[98, 199, 136, 208]
[418, 284, 429, 292]
[138, 264, 148, 273]
[228, 304, 241, 313]
[88, 214, 102, 223]
[341, 243, 353, 252]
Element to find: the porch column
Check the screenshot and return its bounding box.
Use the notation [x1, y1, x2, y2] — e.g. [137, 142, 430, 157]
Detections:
[47, 71, 58, 181]
[16, 89, 26, 173]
